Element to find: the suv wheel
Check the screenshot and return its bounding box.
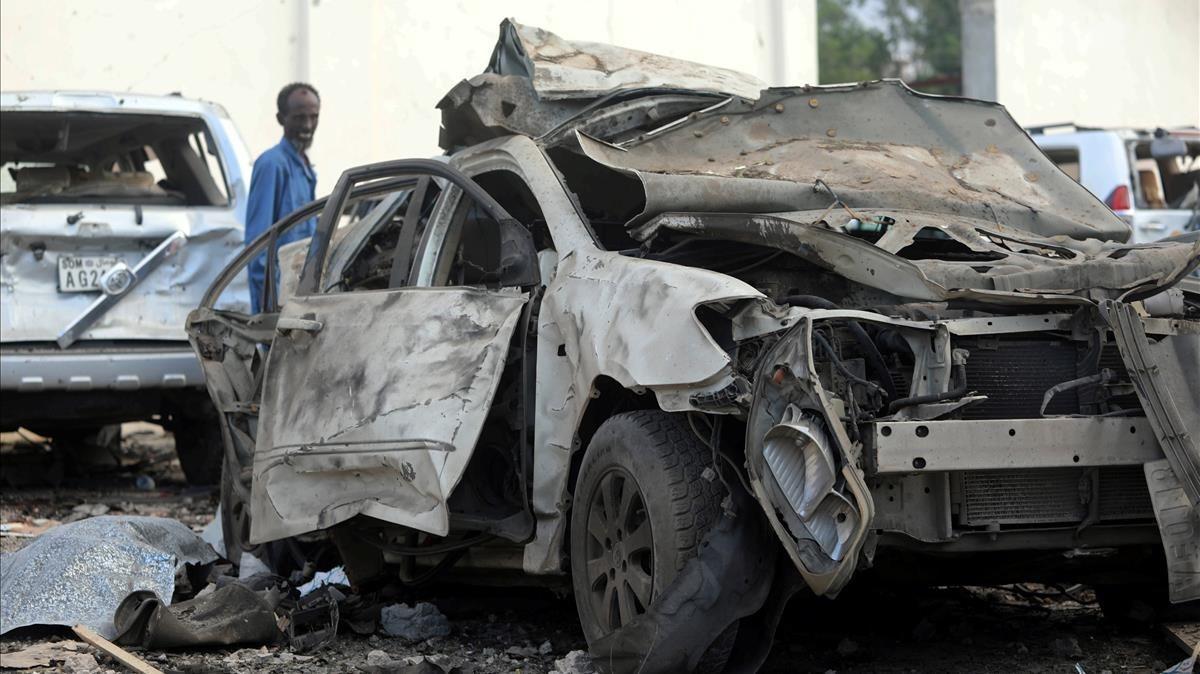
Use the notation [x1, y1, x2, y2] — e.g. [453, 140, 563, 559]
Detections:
[167, 399, 223, 485]
[569, 410, 735, 670]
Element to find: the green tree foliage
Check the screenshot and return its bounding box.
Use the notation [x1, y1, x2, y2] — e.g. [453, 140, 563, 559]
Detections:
[818, 0, 962, 94]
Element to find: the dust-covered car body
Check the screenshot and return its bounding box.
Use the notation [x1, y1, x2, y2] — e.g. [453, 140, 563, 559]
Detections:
[189, 21, 1200, 670]
[1, 91, 252, 483]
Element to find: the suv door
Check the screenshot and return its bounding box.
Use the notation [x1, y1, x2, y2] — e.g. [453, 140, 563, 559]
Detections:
[247, 160, 540, 544]
[188, 175, 415, 563]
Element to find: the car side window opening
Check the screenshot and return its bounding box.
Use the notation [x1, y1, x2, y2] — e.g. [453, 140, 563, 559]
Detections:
[1043, 147, 1081, 182]
[416, 169, 547, 289]
[332, 179, 443, 293]
[1133, 140, 1200, 210]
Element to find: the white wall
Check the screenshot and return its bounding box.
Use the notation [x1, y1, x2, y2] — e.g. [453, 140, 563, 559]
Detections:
[1, 0, 817, 193]
[992, 0, 1199, 128]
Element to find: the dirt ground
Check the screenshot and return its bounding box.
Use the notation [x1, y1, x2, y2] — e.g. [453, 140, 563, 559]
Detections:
[0, 426, 1193, 673]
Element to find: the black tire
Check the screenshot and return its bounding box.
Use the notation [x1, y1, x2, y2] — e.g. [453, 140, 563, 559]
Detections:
[169, 401, 223, 485]
[50, 424, 122, 473]
[220, 449, 259, 566]
[569, 410, 733, 671]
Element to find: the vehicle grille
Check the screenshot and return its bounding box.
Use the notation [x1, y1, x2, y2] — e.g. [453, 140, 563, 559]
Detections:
[957, 338, 1141, 420]
[959, 466, 1153, 527]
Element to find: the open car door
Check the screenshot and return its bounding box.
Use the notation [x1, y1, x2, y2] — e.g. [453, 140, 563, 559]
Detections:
[251, 159, 540, 544]
[188, 159, 540, 549]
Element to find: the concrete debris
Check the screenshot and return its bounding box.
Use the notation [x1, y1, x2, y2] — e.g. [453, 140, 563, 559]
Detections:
[538, 639, 554, 655]
[506, 644, 538, 657]
[0, 516, 217, 638]
[378, 602, 452, 642]
[366, 649, 396, 667]
[552, 650, 596, 674]
[59, 652, 99, 673]
[63, 503, 110, 523]
[0, 640, 92, 669]
[361, 651, 460, 674]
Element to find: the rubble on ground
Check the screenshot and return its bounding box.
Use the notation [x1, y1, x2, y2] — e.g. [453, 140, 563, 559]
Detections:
[0, 429, 1190, 673]
[379, 603, 452, 642]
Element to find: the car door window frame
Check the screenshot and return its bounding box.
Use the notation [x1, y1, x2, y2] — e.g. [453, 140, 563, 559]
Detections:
[297, 159, 529, 297]
[199, 176, 415, 311]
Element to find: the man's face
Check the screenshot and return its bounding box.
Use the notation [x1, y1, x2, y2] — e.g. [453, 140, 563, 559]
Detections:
[278, 88, 320, 151]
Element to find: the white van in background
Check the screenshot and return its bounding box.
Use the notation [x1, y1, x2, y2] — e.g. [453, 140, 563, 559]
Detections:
[1029, 125, 1200, 243]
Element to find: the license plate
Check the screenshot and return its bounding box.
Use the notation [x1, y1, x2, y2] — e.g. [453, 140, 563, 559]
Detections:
[58, 255, 121, 292]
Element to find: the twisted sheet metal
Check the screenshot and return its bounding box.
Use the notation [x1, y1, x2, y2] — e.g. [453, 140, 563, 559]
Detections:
[0, 516, 217, 638]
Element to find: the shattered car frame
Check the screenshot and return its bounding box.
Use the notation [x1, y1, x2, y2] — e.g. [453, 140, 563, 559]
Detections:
[189, 20, 1200, 672]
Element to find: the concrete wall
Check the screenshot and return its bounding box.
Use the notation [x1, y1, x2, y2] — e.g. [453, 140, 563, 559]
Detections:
[978, 0, 1199, 128]
[1, 0, 817, 193]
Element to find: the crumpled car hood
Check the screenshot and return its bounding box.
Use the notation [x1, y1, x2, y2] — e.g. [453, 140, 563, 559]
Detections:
[575, 81, 1136, 242]
[641, 210, 1200, 303]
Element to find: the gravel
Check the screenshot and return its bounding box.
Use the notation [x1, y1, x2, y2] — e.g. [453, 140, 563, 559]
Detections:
[1, 426, 1190, 673]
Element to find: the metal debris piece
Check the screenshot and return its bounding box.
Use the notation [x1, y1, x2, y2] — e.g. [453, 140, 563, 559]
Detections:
[0, 516, 217, 638]
[286, 585, 341, 652]
[112, 585, 281, 649]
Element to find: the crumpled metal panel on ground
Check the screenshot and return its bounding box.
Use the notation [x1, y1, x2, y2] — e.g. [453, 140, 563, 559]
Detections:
[251, 287, 527, 543]
[0, 516, 217, 638]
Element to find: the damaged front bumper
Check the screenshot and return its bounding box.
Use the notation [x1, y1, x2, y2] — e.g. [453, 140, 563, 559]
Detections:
[744, 302, 1200, 601]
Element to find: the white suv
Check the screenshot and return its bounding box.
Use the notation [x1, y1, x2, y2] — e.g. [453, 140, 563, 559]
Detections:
[1030, 125, 1200, 243]
[0, 91, 252, 483]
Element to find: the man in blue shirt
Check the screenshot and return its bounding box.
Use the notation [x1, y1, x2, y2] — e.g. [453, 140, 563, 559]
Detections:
[245, 82, 321, 312]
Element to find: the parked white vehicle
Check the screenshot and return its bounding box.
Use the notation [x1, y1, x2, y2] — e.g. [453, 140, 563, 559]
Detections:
[1030, 125, 1200, 243]
[0, 91, 252, 483]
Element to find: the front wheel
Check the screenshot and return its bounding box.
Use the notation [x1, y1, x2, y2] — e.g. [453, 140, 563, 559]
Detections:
[569, 411, 734, 670]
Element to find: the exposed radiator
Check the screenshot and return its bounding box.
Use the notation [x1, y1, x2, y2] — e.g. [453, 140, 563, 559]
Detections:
[956, 338, 1141, 420]
[959, 466, 1153, 527]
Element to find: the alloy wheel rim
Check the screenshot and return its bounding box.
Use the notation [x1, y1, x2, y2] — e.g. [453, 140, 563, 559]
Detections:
[584, 467, 654, 631]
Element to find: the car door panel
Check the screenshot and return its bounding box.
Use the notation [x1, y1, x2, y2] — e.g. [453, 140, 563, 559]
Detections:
[249, 286, 527, 543]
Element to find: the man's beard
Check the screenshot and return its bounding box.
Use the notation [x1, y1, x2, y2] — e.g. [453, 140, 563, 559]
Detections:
[289, 136, 312, 152]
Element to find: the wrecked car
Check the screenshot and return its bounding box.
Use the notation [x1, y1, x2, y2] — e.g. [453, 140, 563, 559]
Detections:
[187, 20, 1200, 672]
[1, 91, 252, 483]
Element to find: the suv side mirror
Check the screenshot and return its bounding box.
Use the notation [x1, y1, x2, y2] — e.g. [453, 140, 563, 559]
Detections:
[497, 218, 541, 288]
[1151, 136, 1187, 159]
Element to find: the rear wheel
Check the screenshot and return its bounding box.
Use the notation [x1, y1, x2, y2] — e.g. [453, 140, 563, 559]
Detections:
[570, 410, 734, 670]
[166, 398, 223, 485]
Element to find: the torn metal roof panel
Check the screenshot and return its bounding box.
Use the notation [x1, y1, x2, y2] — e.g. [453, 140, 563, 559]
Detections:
[486, 19, 766, 101]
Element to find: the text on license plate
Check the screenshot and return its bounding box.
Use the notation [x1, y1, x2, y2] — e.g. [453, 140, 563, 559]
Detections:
[58, 255, 120, 292]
